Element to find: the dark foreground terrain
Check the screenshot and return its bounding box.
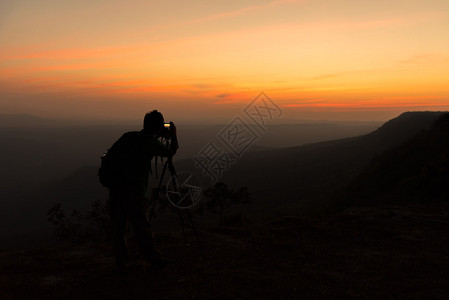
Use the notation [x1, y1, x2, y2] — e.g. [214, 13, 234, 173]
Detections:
[2, 200, 449, 299]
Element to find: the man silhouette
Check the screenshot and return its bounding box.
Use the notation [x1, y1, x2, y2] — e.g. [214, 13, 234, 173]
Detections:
[106, 110, 178, 273]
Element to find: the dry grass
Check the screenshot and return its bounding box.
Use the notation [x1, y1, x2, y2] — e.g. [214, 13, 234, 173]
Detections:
[2, 202, 449, 299]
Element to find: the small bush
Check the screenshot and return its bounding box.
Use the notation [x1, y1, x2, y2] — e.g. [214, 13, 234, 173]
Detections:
[203, 182, 252, 226]
[47, 199, 109, 243]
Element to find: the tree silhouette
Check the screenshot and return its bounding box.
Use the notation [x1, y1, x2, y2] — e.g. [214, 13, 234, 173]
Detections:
[203, 182, 252, 226]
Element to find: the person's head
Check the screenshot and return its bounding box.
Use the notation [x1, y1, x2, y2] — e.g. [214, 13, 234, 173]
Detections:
[143, 110, 164, 134]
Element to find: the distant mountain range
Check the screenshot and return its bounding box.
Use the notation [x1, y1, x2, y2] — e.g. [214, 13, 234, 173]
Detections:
[0, 114, 75, 128]
[0, 114, 137, 128]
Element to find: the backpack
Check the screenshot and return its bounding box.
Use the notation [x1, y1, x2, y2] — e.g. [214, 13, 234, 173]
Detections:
[98, 131, 147, 188]
[98, 149, 119, 188]
[98, 131, 165, 188]
[98, 132, 132, 188]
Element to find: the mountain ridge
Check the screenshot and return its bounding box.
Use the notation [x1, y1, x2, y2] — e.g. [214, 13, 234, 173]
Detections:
[338, 112, 449, 207]
[198, 111, 448, 210]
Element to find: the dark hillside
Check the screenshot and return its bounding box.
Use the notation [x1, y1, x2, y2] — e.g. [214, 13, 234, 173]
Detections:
[339, 113, 449, 206]
[369, 111, 446, 143]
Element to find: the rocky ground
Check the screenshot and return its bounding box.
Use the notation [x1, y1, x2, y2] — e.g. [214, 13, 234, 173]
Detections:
[2, 201, 449, 299]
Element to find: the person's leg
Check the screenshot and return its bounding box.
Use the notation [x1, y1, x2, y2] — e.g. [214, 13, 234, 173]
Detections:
[109, 189, 129, 271]
[126, 192, 164, 265]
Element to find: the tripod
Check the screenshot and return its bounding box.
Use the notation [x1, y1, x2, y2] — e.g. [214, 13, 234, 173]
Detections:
[149, 153, 177, 222]
[148, 143, 201, 243]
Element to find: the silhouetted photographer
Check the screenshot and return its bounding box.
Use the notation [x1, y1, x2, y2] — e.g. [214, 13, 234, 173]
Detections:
[99, 110, 178, 273]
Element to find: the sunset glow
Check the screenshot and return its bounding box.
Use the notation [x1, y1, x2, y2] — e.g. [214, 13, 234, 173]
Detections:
[1, 0, 448, 121]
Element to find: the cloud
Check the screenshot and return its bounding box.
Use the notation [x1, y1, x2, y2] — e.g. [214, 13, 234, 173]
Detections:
[311, 74, 338, 80]
[1, 46, 140, 60]
[281, 95, 448, 110]
[216, 93, 231, 98]
[181, 0, 306, 26]
[400, 54, 428, 64]
[190, 84, 217, 90]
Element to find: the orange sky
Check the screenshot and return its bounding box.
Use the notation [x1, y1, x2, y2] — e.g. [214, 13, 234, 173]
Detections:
[1, 0, 448, 122]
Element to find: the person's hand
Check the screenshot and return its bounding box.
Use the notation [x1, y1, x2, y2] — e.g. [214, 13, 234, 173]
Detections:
[169, 122, 177, 138]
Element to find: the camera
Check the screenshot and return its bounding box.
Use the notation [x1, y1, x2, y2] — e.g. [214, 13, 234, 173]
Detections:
[164, 122, 171, 129]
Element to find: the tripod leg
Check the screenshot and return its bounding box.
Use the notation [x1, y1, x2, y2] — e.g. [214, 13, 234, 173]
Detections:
[149, 160, 169, 222]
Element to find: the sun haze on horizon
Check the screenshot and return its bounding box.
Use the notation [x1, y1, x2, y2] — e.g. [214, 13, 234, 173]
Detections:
[1, 0, 448, 122]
